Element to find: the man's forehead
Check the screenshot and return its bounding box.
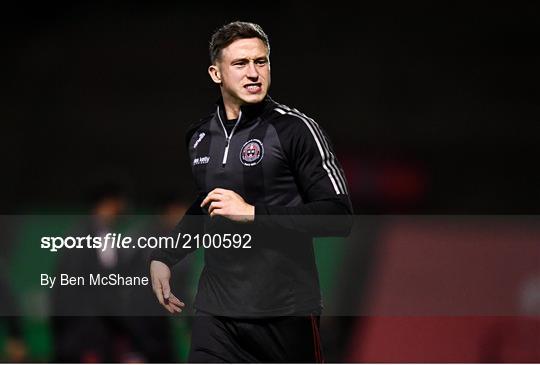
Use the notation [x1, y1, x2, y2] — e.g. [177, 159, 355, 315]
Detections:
[221, 38, 268, 59]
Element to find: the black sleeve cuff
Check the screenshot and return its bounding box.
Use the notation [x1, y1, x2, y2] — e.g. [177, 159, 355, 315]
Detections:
[255, 205, 269, 217]
[148, 248, 181, 269]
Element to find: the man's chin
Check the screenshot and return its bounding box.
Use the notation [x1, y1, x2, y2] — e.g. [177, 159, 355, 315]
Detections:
[242, 94, 266, 104]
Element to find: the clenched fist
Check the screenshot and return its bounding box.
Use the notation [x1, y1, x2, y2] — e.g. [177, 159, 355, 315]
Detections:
[201, 188, 255, 223]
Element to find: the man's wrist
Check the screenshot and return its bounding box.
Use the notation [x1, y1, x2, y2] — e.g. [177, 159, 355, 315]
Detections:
[244, 204, 255, 223]
[148, 250, 175, 268]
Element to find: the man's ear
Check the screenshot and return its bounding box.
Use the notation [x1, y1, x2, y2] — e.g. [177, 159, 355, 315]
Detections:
[208, 65, 221, 84]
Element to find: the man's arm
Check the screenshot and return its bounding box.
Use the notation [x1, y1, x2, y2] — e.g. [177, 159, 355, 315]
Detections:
[258, 111, 353, 235]
[149, 194, 206, 313]
[203, 112, 353, 236]
[254, 197, 352, 236]
[150, 119, 213, 313]
[149, 194, 206, 267]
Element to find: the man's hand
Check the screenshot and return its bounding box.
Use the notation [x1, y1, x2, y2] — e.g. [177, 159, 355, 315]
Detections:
[201, 188, 255, 223]
[150, 260, 185, 314]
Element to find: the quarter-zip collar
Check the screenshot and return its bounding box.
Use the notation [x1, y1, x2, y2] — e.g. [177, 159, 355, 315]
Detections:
[215, 95, 276, 130]
[216, 105, 241, 166]
[214, 96, 276, 167]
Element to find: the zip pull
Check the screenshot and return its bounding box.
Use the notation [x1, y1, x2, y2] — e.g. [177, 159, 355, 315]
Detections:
[222, 138, 231, 166]
[216, 106, 242, 167]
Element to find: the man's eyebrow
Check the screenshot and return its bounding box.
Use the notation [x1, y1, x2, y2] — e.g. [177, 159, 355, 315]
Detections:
[230, 56, 268, 64]
[230, 57, 249, 63]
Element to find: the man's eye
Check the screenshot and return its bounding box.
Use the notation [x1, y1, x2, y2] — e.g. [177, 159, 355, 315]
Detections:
[256, 60, 267, 65]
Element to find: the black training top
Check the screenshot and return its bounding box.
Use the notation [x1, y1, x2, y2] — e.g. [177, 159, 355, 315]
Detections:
[150, 96, 353, 317]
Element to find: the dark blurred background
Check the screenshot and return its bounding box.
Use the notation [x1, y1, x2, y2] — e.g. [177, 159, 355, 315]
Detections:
[2, 1, 539, 214]
[1, 2, 539, 363]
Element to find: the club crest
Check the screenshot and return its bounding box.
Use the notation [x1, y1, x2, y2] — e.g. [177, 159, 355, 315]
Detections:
[240, 139, 264, 166]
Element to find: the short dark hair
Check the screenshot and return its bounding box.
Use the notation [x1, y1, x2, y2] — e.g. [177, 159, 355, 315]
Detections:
[209, 21, 270, 64]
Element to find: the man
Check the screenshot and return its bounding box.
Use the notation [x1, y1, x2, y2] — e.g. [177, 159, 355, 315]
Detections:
[150, 21, 352, 362]
[52, 183, 139, 362]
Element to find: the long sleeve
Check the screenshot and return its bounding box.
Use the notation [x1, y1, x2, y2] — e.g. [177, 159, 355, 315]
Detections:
[149, 194, 206, 268]
[149, 121, 210, 268]
[255, 113, 353, 236]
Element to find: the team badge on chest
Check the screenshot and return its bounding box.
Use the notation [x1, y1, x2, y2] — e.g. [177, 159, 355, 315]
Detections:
[240, 139, 264, 166]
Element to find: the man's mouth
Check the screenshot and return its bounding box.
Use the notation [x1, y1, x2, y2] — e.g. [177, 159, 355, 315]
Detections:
[244, 83, 262, 94]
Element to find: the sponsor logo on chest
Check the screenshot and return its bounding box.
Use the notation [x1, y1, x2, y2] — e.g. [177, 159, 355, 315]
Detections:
[193, 156, 210, 166]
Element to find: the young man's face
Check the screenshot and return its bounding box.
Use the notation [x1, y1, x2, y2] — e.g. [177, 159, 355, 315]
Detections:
[209, 37, 271, 108]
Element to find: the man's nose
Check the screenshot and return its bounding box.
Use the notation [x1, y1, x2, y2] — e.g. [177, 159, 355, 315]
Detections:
[246, 62, 259, 79]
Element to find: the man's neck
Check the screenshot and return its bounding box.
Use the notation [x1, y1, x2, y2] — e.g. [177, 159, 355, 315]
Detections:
[222, 96, 241, 120]
[220, 94, 269, 120]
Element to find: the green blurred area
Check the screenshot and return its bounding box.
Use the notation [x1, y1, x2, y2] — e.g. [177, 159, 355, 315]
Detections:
[1, 216, 343, 362]
[0, 324, 6, 359]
